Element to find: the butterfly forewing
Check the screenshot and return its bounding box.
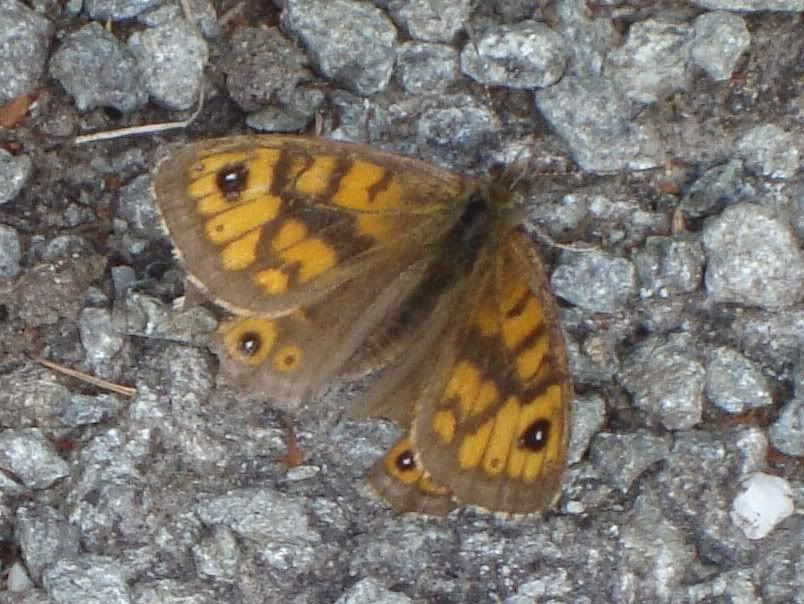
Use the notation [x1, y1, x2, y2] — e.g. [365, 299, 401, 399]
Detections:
[152, 135, 467, 316]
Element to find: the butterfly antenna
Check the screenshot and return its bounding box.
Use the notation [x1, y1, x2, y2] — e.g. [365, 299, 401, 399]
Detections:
[501, 144, 531, 191]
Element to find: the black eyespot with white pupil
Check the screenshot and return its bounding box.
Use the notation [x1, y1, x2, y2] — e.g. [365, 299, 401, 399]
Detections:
[217, 163, 249, 199]
[395, 450, 417, 472]
[238, 332, 261, 356]
[519, 419, 551, 452]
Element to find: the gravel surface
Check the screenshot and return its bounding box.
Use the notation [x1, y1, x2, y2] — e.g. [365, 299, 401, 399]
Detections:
[0, 0, 801, 602]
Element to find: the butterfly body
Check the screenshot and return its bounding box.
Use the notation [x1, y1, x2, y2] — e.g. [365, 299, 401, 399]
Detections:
[152, 135, 571, 515]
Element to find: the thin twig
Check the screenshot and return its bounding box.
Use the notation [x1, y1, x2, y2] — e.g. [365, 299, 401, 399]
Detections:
[74, 80, 205, 145]
[34, 356, 137, 398]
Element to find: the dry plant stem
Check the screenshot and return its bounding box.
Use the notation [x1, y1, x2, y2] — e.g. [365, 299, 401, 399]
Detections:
[34, 356, 137, 397]
[74, 81, 205, 145]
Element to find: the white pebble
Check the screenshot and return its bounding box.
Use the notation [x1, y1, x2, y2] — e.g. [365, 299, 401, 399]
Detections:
[730, 472, 795, 539]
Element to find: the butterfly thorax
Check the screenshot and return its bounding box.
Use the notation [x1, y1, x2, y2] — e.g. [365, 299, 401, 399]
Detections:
[365, 182, 521, 362]
[434, 180, 522, 271]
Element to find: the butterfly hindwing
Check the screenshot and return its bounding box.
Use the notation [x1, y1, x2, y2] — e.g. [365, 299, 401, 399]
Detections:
[212, 255, 435, 405]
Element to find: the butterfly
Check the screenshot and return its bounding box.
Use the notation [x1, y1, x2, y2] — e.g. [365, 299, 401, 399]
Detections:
[151, 135, 571, 515]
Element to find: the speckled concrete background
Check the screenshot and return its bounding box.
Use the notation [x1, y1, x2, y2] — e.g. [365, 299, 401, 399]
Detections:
[0, 0, 802, 602]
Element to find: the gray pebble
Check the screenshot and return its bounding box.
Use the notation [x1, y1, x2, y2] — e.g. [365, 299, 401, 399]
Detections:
[49, 22, 148, 113]
[284, 86, 326, 121]
[590, 430, 671, 491]
[42, 555, 131, 604]
[492, 0, 540, 22]
[415, 97, 500, 165]
[535, 75, 662, 173]
[194, 487, 320, 572]
[4, 562, 34, 593]
[63, 203, 95, 228]
[702, 203, 804, 309]
[635, 235, 705, 298]
[111, 265, 136, 298]
[132, 579, 219, 602]
[396, 42, 459, 94]
[0, 428, 70, 490]
[620, 334, 705, 430]
[0, 224, 22, 279]
[335, 577, 413, 604]
[222, 26, 311, 113]
[146, 0, 221, 40]
[554, 0, 617, 77]
[128, 18, 208, 110]
[680, 159, 751, 219]
[636, 296, 690, 335]
[736, 124, 800, 180]
[794, 355, 804, 397]
[731, 308, 804, 376]
[115, 173, 161, 239]
[384, 0, 473, 43]
[690, 11, 750, 81]
[607, 19, 692, 104]
[283, 0, 396, 95]
[0, 0, 52, 104]
[16, 505, 80, 583]
[38, 234, 93, 261]
[461, 20, 568, 89]
[690, 0, 804, 11]
[64, 0, 82, 15]
[768, 398, 803, 457]
[84, 0, 160, 20]
[568, 394, 607, 464]
[705, 346, 772, 414]
[191, 527, 240, 581]
[505, 569, 574, 602]
[58, 393, 123, 427]
[136, 4, 181, 25]
[246, 106, 313, 132]
[619, 493, 697, 598]
[551, 250, 636, 312]
[731, 427, 768, 476]
[0, 149, 32, 205]
[170, 0, 219, 39]
[78, 306, 125, 365]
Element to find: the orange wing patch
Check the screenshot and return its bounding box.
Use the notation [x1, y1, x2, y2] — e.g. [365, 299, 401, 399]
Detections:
[294, 155, 337, 196]
[189, 148, 281, 214]
[332, 160, 404, 211]
[219, 315, 289, 371]
[184, 150, 342, 291]
[368, 436, 456, 516]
